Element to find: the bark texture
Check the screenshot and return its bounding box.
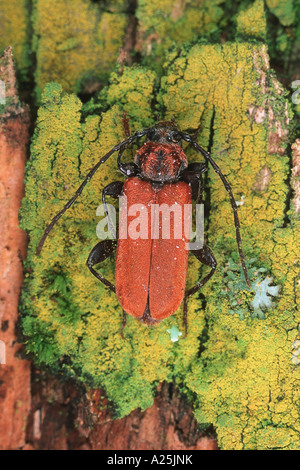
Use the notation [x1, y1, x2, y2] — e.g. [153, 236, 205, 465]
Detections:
[0, 48, 31, 450]
[25, 377, 218, 450]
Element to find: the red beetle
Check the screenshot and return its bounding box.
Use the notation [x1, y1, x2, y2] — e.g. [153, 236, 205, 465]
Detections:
[37, 120, 250, 336]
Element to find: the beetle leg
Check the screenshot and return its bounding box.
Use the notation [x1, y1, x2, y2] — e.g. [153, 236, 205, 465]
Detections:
[87, 240, 128, 338]
[86, 239, 117, 292]
[180, 161, 208, 203]
[117, 147, 139, 177]
[182, 161, 208, 176]
[183, 244, 217, 336]
[103, 181, 124, 198]
[120, 310, 127, 339]
[180, 162, 208, 186]
[102, 181, 124, 239]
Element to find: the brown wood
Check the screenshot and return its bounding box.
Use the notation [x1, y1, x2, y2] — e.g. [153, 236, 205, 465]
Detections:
[0, 47, 31, 450]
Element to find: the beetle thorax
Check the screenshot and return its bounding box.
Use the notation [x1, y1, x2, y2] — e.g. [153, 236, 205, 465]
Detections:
[135, 142, 188, 183]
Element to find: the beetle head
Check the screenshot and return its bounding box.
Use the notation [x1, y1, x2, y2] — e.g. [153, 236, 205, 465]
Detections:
[135, 121, 188, 183]
[146, 122, 182, 146]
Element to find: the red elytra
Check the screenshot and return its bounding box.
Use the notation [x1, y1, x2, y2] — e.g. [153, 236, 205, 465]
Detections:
[115, 177, 192, 323]
[116, 138, 192, 324]
[37, 120, 250, 335]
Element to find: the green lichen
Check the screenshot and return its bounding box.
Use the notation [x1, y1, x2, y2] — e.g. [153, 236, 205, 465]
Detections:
[265, 0, 300, 77]
[266, 0, 295, 26]
[20, 2, 300, 450]
[136, 0, 226, 74]
[0, 0, 298, 102]
[236, 0, 266, 40]
[136, 0, 300, 86]
[32, 0, 128, 100]
[0, 0, 31, 81]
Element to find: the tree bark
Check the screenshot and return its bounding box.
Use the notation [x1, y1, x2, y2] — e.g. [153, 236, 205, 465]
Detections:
[0, 47, 31, 450]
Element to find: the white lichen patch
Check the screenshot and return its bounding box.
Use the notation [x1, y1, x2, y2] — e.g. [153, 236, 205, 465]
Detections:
[167, 325, 182, 342]
[251, 276, 280, 318]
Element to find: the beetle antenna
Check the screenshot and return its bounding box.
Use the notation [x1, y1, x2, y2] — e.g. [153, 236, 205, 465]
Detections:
[181, 133, 251, 288]
[36, 128, 149, 255]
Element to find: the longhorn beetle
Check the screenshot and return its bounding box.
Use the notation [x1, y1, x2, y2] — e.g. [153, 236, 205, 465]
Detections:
[37, 119, 250, 336]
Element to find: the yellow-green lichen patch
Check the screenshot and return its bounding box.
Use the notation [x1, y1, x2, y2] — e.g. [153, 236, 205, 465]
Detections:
[104, 67, 158, 129]
[136, 0, 225, 74]
[159, 40, 300, 449]
[33, 0, 128, 100]
[236, 0, 266, 41]
[0, 0, 31, 81]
